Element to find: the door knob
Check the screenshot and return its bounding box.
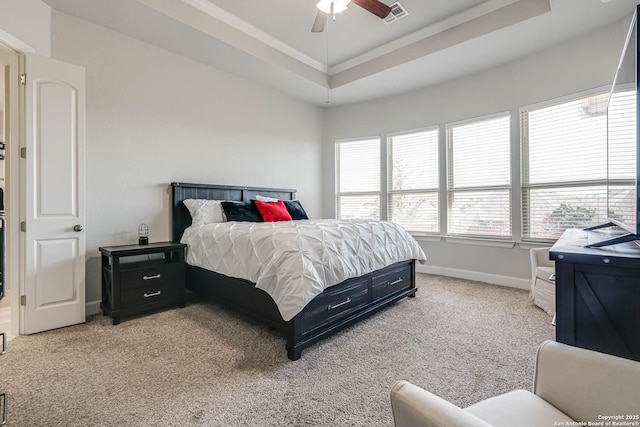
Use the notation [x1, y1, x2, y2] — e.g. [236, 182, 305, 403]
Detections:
[73, 224, 83, 232]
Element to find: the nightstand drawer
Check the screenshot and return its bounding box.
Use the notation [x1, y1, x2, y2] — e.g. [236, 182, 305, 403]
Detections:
[120, 264, 183, 290]
[120, 282, 180, 309]
[371, 263, 412, 300]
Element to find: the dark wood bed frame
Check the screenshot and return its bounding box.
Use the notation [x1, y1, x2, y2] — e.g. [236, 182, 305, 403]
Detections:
[171, 182, 417, 360]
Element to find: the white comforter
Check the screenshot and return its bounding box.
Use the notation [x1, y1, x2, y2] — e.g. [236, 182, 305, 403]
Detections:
[181, 219, 426, 321]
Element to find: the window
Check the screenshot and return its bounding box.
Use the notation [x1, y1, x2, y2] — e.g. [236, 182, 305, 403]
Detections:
[520, 90, 633, 240]
[388, 128, 440, 233]
[447, 113, 512, 238]
[336, 138, 381, 220]
[607, 88, 637, 229]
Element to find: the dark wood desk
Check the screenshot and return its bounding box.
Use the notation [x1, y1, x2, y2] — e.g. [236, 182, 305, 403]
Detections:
[550, 228, 640, 362]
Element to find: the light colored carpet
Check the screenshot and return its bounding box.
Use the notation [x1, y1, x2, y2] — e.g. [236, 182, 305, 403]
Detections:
[0, 274, 554, 426]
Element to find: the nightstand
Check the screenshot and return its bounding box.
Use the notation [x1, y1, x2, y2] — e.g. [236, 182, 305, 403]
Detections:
[99, 241, 186, 325]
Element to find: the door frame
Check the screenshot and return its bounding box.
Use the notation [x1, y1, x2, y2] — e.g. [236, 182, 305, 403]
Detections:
[0, 33, 35, 336]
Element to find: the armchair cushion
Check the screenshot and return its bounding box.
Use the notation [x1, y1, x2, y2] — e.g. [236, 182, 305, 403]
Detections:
[534, 266, 555, 282]
[465, 390, 572, 427]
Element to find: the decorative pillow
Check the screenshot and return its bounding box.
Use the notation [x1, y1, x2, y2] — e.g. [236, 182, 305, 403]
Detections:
[284, 200, 309, 220]
[221, 201, 263, 222]
[254, 200, 292, 222]
[183, 199, 226, 226]
[255, 195, 279, 202]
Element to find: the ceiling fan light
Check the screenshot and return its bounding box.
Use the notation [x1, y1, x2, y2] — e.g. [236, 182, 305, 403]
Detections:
[316, 0, 351, 14]
[316, 0, 332, 13]
[333, 0, 351, 13]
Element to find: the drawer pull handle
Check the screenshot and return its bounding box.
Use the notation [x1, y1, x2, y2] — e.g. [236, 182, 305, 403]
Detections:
[1, 392, 6, 425]
[143, 291, 162, 298]
[0, 333, 5, 355]
[143, 274, 161, 281]
[388, 278, 403, 287]
[327, 298, 351, 311]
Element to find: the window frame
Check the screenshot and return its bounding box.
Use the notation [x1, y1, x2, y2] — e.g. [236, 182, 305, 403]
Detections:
[335, 136, 382, 220]
[520, 87, 617, 242]
[446, 111, 513, 240]
[386, 126, 441, 235]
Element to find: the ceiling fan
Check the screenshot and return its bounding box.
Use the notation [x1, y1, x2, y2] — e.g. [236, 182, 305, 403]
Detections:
[312, 0, 393, 33]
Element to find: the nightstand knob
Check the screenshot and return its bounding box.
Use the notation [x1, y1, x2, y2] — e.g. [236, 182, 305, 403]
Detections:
[73, 224, 83, 232]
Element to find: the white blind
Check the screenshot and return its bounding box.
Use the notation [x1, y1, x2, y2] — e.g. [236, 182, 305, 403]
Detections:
[336, 138, 381, 219]
[447, 114, 511, 238]
[607, 89, 636, 227]
[521, 90, 628, 240]
[388, 128, 440, 233]
[526, 95, 607, 185]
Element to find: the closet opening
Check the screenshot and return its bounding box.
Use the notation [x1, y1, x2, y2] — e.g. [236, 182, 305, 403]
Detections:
[0, 43, 15, 342]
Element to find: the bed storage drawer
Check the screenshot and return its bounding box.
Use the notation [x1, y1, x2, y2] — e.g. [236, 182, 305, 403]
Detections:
[371, 263, 413, 300]
[300, 277, 369, 336]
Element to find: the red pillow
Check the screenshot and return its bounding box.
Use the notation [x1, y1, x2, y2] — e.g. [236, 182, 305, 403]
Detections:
[254, 200, 292, 222]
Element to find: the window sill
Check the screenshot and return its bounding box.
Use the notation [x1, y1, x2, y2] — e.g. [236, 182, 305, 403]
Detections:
[410, 235, 558, 250]
[444, 236, 516, 248]
[517, 240, 557, 250]
[411, 234, 443, 243]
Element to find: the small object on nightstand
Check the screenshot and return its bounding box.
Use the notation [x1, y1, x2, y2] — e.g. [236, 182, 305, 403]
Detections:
[138, 223, 149, 245]
[99, 241, 186, 325]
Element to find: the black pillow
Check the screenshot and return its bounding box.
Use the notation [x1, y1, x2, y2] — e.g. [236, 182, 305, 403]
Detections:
[284, 200, 309, 220]
[221, 201, 263, 222]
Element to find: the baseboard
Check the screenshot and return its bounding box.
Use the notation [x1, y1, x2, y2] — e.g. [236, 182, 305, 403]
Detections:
[416, 264, 531, 290]
[86, 300, 101, 316]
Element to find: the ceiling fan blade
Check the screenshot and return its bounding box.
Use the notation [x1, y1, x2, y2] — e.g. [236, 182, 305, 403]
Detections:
[352, 0, 392, 19]
[311, 10, 328, 33]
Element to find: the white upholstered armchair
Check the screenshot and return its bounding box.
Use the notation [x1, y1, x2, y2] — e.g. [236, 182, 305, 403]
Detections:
[529, 247, 555, 320]
[390, 340, 640, 427]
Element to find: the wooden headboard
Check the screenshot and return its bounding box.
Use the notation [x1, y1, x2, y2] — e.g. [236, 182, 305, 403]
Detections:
[170, 182, 297, 243]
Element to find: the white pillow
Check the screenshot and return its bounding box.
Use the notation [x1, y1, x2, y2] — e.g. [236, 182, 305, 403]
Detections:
[255, 195, 279, 202]
[183, 199, 226, 225]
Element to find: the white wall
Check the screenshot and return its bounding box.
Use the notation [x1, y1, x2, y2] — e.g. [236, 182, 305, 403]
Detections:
[322, 20, 630, 286]
[50, 11, 324, 308]
[0, 0, 50, 55]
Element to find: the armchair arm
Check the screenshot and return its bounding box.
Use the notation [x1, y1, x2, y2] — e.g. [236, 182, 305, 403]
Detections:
[390, 381, 493, 427]
[534, 341, 640, 422]
[531, 247, 554, 269]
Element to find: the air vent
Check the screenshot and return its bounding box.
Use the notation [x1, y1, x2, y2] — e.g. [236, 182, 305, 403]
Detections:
[384, 2, 408, 25]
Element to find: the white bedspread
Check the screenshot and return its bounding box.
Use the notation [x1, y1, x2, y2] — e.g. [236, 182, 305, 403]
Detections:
[181, 219, 426, 321]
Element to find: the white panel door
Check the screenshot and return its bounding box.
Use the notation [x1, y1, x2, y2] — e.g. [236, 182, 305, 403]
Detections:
[22, 54, 85, 334]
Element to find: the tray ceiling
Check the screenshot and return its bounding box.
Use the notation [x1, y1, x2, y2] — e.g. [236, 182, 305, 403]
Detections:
[43, 0, 640, 106]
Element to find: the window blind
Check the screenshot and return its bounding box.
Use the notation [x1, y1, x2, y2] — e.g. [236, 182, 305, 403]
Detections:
[336, 138, 381, 220]
[607, 89, 636, 227]
[447, 114, 512, 238]
[388, 128, 439, 233]
[521, 90, 633, 240]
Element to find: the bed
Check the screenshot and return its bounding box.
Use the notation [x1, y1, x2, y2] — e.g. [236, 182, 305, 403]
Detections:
[171, 182, 425, 360]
